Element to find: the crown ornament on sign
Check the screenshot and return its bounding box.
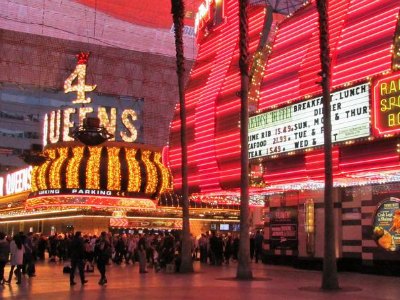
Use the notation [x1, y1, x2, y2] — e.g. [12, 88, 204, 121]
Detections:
[76, 52, 90, 64]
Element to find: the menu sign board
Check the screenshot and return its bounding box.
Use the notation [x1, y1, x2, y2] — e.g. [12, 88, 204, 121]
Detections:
[372, 197, 400, 252]
[269, 207, 298, 250]
[248, 83, 370, 159]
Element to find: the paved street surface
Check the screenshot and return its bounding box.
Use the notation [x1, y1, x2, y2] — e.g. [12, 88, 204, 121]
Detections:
[1, 260, 399, 300]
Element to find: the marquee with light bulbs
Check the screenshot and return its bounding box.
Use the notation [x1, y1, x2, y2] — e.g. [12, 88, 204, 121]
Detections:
[26, 52, 173, 212]
[167, 0, 400, 204]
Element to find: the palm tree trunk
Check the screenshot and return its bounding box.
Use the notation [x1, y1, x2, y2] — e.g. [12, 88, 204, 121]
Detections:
[316, 0, 339, 290]
[236, 0, 253, 280]
[171, 0, 193, 273]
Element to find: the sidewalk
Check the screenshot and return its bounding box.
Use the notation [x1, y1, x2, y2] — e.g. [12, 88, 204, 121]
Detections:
[1, 260, 399, 300]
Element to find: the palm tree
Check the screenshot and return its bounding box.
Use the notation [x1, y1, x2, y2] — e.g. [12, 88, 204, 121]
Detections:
[316, 0, 339, 290]
[236, 0, 253, 280]
[171, 0, 193, 273]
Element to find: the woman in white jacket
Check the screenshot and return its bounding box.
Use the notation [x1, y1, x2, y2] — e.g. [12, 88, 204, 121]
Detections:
[5, 235, 25, 284]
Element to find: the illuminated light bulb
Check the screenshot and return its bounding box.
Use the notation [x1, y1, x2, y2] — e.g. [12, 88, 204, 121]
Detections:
[38, 149, 56, 190]
[49, 110, 61, 144]
[120, 109, 138, 142]
[154, 152, 171, 193]
[98, 107, 116, 141]
[64, 53, 96, 104]
[126, 148, 141, 192]
[66, 146, 84, 188]
[78, 107, 94, 126]
[49, 147, 69, 188]
[43, 114, 48, 148]
[30, 166, 40, 192]
[107, 147, 121, 191]
[63, 108, 76, 142]
[86, 146, 102, 189]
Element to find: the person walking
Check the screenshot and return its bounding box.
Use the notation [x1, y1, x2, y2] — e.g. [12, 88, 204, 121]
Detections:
[198, 234, 207, 263]
[94, 232, 111, 285]
[69, 231, 87, 286]
[232, 234, 239, 261]
[138, 234, 147, 273]
[114, 235, 125, 265]
[37, 234, 47, 260]
[209, 231, 218, 265]
[127, 235, 137, 264]
[254, 230, 264, 263]
[224, 234, 233, 264]
[6, 235, 25, 285]
[0, 232, 10, 285]
[23, 232, 36, 277]
[249, 233, 255, 261]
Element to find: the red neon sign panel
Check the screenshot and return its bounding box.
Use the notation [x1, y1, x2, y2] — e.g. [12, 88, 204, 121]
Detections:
[372, 72, 400, 136]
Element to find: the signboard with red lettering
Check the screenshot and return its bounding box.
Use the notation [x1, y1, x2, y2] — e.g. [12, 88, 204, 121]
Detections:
[372, 72, 400, 136]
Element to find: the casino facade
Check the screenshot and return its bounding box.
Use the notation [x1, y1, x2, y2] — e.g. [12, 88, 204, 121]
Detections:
[167, 0, 400, 273]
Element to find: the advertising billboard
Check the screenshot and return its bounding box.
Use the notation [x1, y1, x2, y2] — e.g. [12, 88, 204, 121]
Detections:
[269, 207, 298, 250]
[372, 197, 400, 252]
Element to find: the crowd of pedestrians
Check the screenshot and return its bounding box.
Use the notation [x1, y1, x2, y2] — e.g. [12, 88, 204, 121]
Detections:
[0, 231, 37, 285]
[0, 230, 184, 286]
[197, 230, 263, 265]
[0, 229, 264, 287]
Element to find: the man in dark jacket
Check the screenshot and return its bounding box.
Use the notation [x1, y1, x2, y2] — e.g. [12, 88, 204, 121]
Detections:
[69, 231, 87, 286]
[94, 232, 111, 285]
[23, 232, 36, 277]
[254, 230, 264, 263]
[0, 232, 10, 285]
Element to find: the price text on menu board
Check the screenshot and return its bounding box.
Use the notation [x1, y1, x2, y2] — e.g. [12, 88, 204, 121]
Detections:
[248, 83, 370, 159]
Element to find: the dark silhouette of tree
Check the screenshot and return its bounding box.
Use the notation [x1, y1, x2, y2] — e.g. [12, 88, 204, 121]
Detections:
[171, 0, 193, 273]
[316, 0, 339, 290]
[236, 0, 253, 280]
